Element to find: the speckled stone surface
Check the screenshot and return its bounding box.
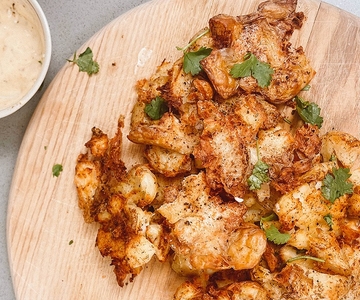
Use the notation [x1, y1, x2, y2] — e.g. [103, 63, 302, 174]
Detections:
[0, 0, 359, 299]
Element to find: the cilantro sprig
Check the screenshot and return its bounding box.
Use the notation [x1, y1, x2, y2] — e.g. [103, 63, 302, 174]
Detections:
[264, 224, 291, 245]
[248, 160, 270, 190]
[177, 29, 212, 76]
[176, 28, 210, 53]
[248, 142, 270, 190]
[183, 47, 212, 76]
[260, 213, 291, 245]
[68, 47, 99, 75]
[321, 167, 353, 203]
[287, 255, 325, 264]
[230, 52, 274, 88]
[295, 96, 323, 128]
[144, 96, 169, 120]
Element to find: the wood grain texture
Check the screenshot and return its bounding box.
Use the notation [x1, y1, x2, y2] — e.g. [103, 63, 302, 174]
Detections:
[7, 0, 360, 299]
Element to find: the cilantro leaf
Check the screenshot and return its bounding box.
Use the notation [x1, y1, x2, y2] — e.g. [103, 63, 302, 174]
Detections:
[144, 96, 168, 120]
[68, 47, 99, 75]
[251, 59, 274, 87]
[248, 159, 270, 190]
[176, 29, 212, 76]
[52, 164, 63, 177]
[230, 53, 274, 88]
[230, 53, 254, 78]
[264, 224, 291, 245]
[183, 47, 212, 76]
[323, 213, 333, 230]
[260, 213, 290, 245]
[321, 167, 353, 203]
[295, 96, 323, 128]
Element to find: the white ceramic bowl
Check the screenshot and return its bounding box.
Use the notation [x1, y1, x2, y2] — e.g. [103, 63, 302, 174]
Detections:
[0, 0, 51, 118]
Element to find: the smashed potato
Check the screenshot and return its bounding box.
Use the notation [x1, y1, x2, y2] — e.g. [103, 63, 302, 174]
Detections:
[75, 0, 360, 298]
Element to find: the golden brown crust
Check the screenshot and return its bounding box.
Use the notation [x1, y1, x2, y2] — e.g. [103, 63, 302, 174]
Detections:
[74, 0, 360, 298]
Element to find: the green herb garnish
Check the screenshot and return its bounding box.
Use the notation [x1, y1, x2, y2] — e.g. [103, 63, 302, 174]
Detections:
[323, 213, 334, 230]
[248, 160, 270, 190]
[295, 96, 323, 128]
[68, 47, 99, 75]
[321, 167, 353, 203]
[329, 154, 337, 162]
[176, 28, 210, 53]
[183, 47, 212, 75]
[260, 213, 278, 229]
[301, 85, 311, 91]
[230, 52, 274, 87]
[52, 164, 63, 177]
[287, 255, 325, 263]
[260, 213, 290, 245]
[176, 28, 212, 76]
[144, 96, 168, 120]
[264, 224, 291, 245]
[248, 142, 270, 190]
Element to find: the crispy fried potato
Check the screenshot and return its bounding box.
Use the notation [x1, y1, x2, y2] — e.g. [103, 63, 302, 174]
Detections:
[201, 1, 314, 103]
[158, 172, 266, 274]
[75, 120, 170, 286]
[174, 279, 270, 300]
[75, 0, 360, 298]
[144, 145, 192, 177]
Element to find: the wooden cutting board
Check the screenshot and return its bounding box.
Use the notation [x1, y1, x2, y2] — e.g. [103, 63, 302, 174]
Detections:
[7, 0, 360, 299]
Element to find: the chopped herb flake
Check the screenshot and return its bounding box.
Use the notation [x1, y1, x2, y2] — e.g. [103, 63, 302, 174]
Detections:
[321, 167, 353, 203]
[68, 47, 99, 75]
[144, 96, 168, 120]
[264, 224, 291, 245]
[248, 159, 270, 190]
[183, 47, 212, 76]
[323, 213, 334, 230]
[295, 96, 323, 128]
[52, 164, 63, 177]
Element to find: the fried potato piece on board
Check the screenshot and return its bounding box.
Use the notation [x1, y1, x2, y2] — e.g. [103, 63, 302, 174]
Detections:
[144, 145, 192, 177]
[257, 124, 321, 194]
[201, 0, 315, 103]
[194, 94, 280, 198]
[158, 172, 267, 274]
[321, 131, 360, 186]
[194, 99, 252, 197]
[75, 1, 360, 297]
[174, 279, 270, 300]
[128, 108, 200, 155]
[75, 117, 170, 286]
[128, 57, 211, 156]
[251, 263, 354, 300]
[75, 118, 127, 223]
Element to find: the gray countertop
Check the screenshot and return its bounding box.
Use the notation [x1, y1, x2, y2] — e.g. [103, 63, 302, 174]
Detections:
[1, 0, 359, 299]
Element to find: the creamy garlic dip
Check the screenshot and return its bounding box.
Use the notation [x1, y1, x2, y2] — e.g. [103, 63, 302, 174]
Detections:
[0, 0, 45, 110]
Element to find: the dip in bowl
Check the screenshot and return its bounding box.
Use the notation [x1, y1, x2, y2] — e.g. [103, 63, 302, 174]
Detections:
[0, 0, 51, 118]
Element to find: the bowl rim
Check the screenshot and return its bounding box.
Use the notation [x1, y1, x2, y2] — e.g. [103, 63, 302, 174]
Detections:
[0, 0, 52, 119]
